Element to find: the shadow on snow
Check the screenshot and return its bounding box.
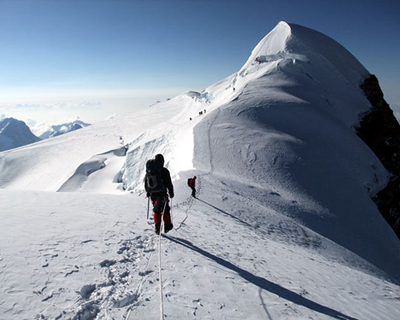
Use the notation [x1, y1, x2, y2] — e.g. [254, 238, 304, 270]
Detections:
[195, 197, 253, 228]
[164, 235, 358, 320]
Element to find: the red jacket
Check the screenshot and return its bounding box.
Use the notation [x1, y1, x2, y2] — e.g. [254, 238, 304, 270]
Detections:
[189, 176, 196, 187]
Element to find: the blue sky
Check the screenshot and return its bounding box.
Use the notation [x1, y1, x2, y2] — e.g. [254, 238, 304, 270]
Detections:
[1, 0, 399, 127]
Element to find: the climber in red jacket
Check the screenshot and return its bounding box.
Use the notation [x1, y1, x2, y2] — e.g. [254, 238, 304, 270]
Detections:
[188, 176, 197, 197]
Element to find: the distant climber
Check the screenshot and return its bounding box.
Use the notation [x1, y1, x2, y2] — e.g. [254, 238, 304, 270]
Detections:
[145, 154, 174, 234]
[187, 176, 197, 197]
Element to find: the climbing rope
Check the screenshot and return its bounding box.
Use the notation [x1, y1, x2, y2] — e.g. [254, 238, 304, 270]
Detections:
[124, 245, 156, 319]
[176, 175, 201, 230]
[175, 202, 190, 231]
[155, 181, 201, 319]
[158, 224, 164, 320]
[157, 199, 168, 320]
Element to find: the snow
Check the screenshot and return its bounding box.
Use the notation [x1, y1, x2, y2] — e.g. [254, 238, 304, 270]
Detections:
[38, 120, 91, 140]
[1, 21, 400, 319]
[0, 117, 41, 152]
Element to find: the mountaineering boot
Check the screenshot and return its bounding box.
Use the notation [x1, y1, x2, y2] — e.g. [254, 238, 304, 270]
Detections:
[155, 224, 161, 235]
[164, 223, 173, 234]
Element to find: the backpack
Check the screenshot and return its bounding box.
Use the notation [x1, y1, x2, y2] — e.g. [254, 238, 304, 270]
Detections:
[145, 159, 164, 194]
[187, 178, 191, 187]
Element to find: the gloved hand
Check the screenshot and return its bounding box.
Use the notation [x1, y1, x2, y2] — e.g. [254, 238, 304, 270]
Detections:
[146, 192, 150, 197]
[169, 191, 174, 199]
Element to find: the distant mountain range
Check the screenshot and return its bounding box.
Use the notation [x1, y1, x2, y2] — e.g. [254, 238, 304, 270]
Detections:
[0, 118, 91, 152]
[38, 120, 91, 139]
[0, 117, 41, 152]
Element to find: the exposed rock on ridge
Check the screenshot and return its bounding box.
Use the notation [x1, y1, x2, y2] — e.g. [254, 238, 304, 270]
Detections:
[357, 75, 400, 239]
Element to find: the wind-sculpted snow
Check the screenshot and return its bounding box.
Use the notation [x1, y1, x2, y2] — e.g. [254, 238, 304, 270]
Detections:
[58, 147, 127, 192]
[185, 90, 213, 104]
[122, 133, 175, 192]
[239, 21, 368, 89]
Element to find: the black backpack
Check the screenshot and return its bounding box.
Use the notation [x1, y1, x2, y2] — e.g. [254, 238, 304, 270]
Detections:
[145, 159, 164, 194]
[187, 178, 191, 187]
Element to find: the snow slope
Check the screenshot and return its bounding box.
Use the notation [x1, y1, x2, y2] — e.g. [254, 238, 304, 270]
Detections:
[1, 21, 400, 320]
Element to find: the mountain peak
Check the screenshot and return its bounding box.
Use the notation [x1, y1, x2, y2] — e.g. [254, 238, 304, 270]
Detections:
[38, 120, 91, 139]
[0, 117, 41, 152]
[240, 21, 368, 88]
[287, 22, 369, 84]
[251, 21, 292, 58]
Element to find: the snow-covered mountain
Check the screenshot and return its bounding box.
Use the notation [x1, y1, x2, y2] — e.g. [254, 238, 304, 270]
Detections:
[0, 117, 41, 152]
[39, 120, 91, 139]
[1, 21, 400, 320]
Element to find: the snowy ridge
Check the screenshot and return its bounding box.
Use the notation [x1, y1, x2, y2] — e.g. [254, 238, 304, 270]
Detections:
[1, 22, 400, 319]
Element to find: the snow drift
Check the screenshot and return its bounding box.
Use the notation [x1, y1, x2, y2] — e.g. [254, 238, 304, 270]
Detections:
[1, 21, 400, 320]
